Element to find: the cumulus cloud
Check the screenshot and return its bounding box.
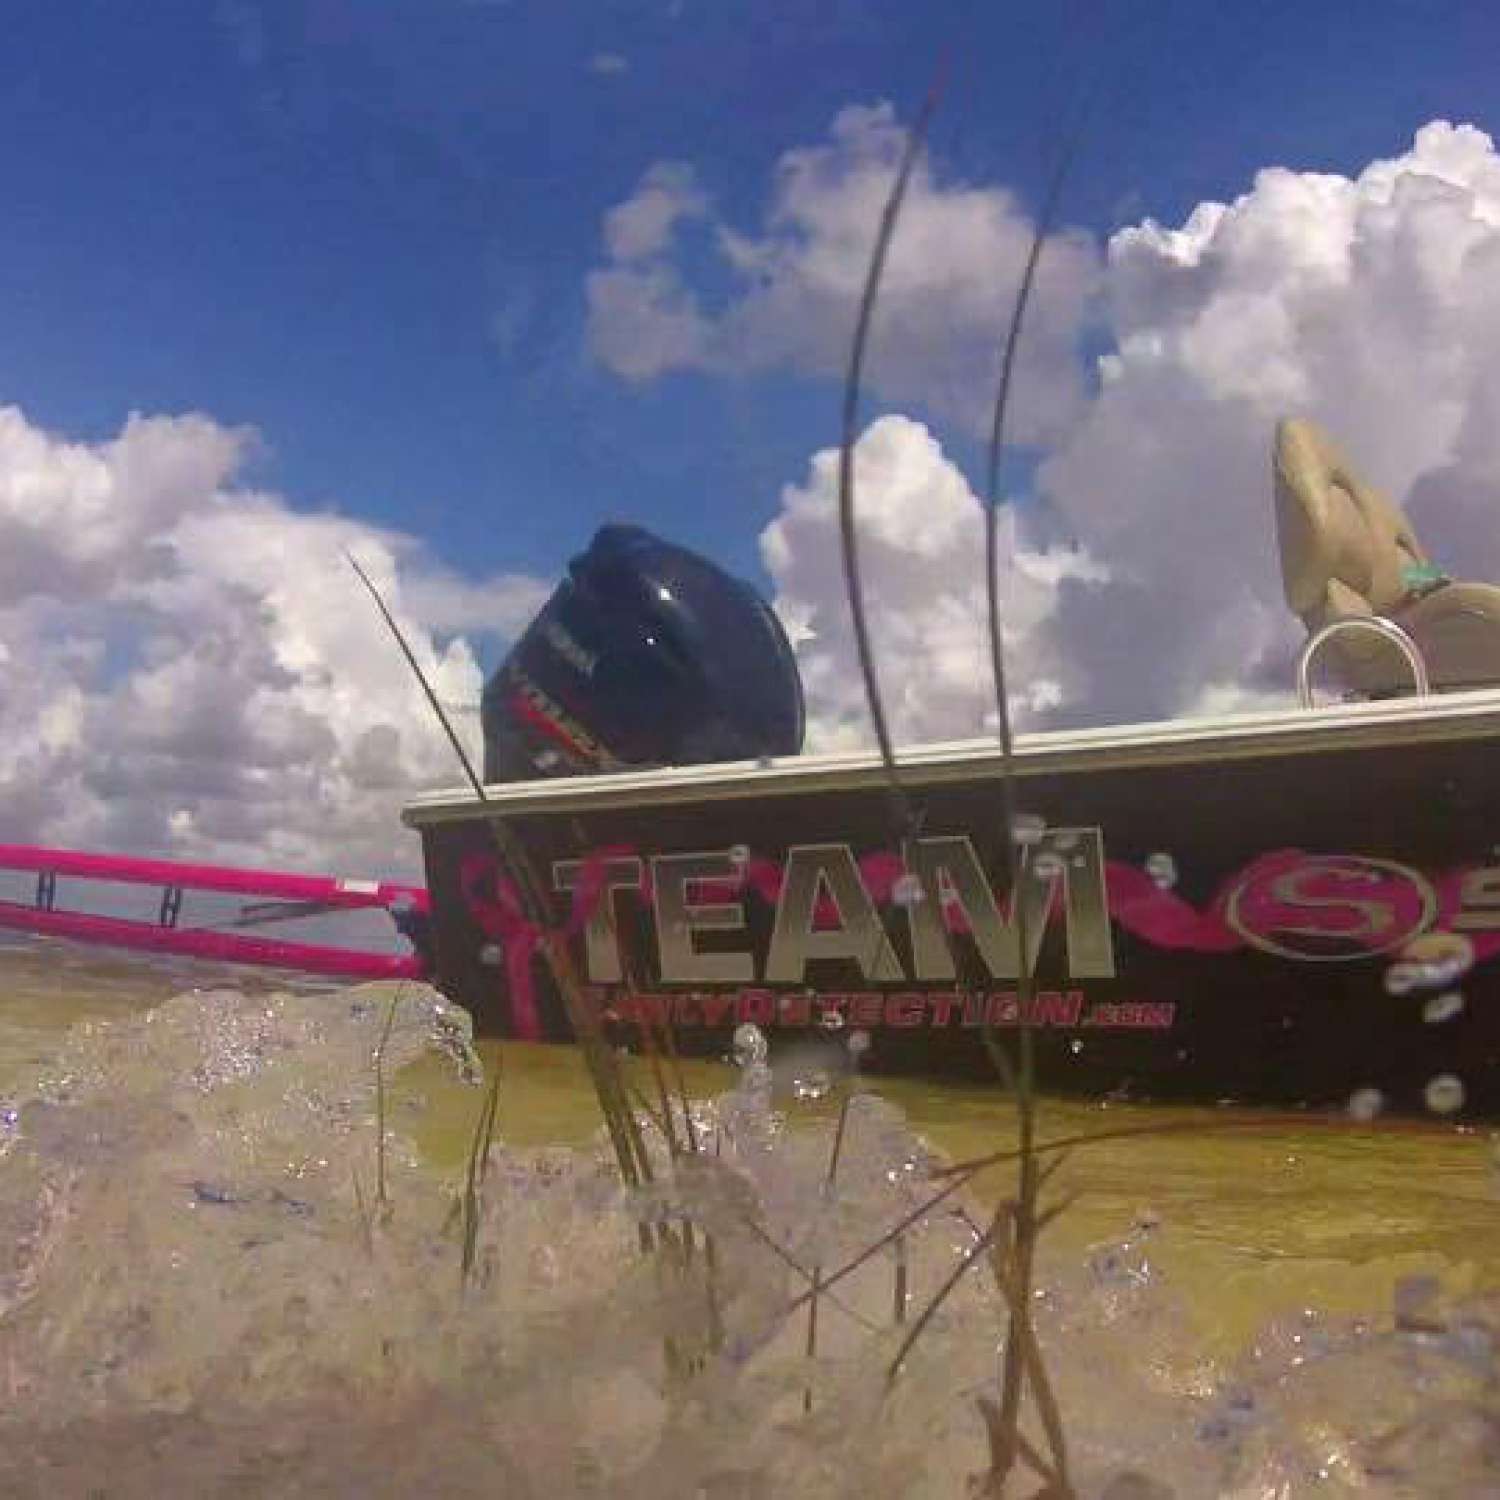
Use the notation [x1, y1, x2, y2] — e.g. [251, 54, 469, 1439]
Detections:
[752, 119, 1500, 742]
[1037, 118, 1500, 725]
[396, 567, 549, 638]
[587, 104, 1100, 442]
[0, 405, 547, 877]
[760, 414, 1106, 751]
[601, 161, 708, 264]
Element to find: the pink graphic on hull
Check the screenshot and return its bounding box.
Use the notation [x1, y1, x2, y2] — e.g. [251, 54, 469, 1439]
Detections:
[455, 842, 1500, 1032]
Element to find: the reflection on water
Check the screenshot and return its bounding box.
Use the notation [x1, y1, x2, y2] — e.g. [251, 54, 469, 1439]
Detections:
[1, 935, 1498, 1495]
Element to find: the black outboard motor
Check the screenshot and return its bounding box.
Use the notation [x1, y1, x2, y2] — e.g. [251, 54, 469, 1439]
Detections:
[481, 524, 805, 783]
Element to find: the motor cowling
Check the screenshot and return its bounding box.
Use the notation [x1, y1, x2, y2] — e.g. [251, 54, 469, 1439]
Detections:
[480, 524, 805, 783]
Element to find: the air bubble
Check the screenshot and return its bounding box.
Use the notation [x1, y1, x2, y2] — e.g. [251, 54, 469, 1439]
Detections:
[732, 1023, 768, 1068]
[1425, 1074, 1466, 1116]
[1347, 1087, 1384, 1122]
[1423, 990, 1465, 1024]
[1012, 812, 1046, 845]
[891, 873, 925, 907]
[1144, 853, 1178, 890]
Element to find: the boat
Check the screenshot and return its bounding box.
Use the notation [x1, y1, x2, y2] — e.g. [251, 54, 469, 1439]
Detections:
[400, 419, 1500, 1113]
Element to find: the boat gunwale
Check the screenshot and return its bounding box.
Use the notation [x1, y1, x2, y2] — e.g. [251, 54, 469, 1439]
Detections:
[401, 687, 1500, 825]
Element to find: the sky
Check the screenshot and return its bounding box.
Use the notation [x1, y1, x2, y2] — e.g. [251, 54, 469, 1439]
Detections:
[4, 0, 1500, 877]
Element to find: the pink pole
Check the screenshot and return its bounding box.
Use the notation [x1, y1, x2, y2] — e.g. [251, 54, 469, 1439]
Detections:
[0, 900, 427, 981]
[0, 843, 429, 912]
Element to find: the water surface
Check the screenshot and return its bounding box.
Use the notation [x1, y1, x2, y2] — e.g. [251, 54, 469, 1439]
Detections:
[2, 935, 1497, 1496]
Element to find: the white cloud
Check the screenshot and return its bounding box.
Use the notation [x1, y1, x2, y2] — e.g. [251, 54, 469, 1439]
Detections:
[0, 405, 547, 877]
[602, 162, 707, 263]
[759, 119, 1500, 743]
[0, 407, 247, 604]
[1036, 118, 1500, 725]
[760, 413, 1106, 752]
[395, 566, 550, 638]
[588, 51, 630, 76]
[587, 104, 1100, 442]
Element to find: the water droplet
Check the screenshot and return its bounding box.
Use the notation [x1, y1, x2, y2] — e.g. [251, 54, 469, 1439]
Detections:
[1384, 963, 1419, 996]
[1012, 812, 1046, 845]
[731, 1023, 768, 1068]
[1395, 933, 1475, 992]
[1145, 853, 1178, 890]
[1033, 852, 1065, 879]
[792, 1071, 832, 1102]
[1423, 990, 1465, 1024]
[727, 844, 750, 867]
[891, 872, 925, 907]
[479, 943, 503, 967]
[847, 1028, 871, 1057]
[1426, 1074, 1466, 1116]
[1347, 1087, 1384, 1121]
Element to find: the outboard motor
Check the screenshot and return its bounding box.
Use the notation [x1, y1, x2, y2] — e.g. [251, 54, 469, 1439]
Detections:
[481, 523, 805, 783]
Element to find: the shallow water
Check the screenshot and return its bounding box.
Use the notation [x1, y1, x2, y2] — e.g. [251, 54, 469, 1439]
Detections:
[2, 935, 1499, 1496]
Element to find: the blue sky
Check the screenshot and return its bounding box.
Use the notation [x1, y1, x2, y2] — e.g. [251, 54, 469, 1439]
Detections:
[5, 0, 1498, 595]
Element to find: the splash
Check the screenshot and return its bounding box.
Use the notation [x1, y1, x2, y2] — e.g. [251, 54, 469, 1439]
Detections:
[0, 986, 1494, 1496]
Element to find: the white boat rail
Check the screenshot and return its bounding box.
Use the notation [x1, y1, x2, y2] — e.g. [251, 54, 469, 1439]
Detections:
[403, 683, 1500, 824]
[1295, 616, 1430, 709]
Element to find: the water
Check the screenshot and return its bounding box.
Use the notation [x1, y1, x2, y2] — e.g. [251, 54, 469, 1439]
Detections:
[1, 936, 1499, 1496]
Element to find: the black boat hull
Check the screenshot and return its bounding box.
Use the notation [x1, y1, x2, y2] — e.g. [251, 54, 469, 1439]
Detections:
[403, 696, 1500, 1114]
